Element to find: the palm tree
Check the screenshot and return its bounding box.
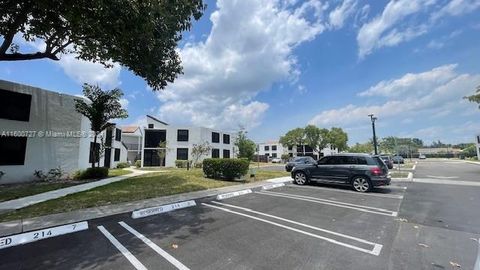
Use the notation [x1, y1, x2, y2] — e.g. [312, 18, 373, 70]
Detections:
[74, 84, 128, 168]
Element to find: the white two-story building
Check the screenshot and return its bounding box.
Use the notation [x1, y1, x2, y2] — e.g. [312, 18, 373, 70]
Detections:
[257, 140, 338, 160]
[121, 115, 237, 167]
[0, 80, 127, 183]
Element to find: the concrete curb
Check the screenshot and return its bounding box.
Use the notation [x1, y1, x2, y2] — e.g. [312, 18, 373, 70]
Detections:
[0, 176, 292, 237]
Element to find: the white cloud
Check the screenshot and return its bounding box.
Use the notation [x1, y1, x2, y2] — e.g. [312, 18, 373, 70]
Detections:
[426, 40, 444, 49]
[358, 64, 457, 97]
[156, 0, 328, 130]
[356, 0, 434, 59]
[309, 64, 480, 129]
[119, 98, 129, 109]
[328, 0, 357, 29]
[431, 0, 480, 21]
[58, 54, 121, 88]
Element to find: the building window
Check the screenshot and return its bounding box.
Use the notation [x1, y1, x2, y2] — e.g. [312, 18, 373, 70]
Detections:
[264, 145, 269, 151]
[177, 148, 189, 160]
[272, 153, 277, 158]
[477, 136, 480, 144]
[272, 145, 277, 151]
[223, 134, 230, 144]
[212, 148, 220, 158]
[114, 148, 120, 161]
[143, 149, 165, 166]
[89, 142, 100, 163]
[144, 130, 166, 148]
[177, 129, 189, 142]
[212, 132, 220, 143]
[0, 136, 27, 165]
[105, 129, 113, 147]
[115, 128, 122, 141]
[223, 149, 230, 158]
[0, 89, 32, 122]
[288, 146, 293, 151]
[148, 124, 154, 129]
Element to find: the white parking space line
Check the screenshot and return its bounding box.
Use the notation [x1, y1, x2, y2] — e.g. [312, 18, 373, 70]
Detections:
[97, 226, 147, 270]
[119, 221, 190, 270]
[257, 191, 398, 217]
[284, 184, 404, 199]
[202, 203, 382, 256]
[413, 178, 480, 186]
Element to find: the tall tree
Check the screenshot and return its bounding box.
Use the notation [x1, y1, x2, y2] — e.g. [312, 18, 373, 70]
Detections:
[0, 0, 205, 90]
[235, 130, 256, 161]
[74, 84, 128, 168]
[304, 125, 329, 155]
[327, 127, 348, 152]
[280, 128, 306, 155]
[348, 142, 374, 153]
[464, 85, 480, 108]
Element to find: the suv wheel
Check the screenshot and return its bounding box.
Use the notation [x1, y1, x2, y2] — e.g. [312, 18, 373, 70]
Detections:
[294, 172, 307, 185]
[352, 176, 371, 192]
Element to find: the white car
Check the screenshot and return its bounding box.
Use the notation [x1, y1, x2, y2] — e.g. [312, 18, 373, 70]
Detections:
[419, 154, 426, 159]
[271, 158, 282, 163]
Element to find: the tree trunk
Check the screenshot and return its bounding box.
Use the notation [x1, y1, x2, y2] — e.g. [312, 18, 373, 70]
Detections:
[92, 134, 97, 168]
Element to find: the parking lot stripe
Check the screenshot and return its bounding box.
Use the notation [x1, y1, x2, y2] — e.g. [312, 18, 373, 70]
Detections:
[202, 203, 383, 256]
[97, 226, 147, 270]
[258, 191, 398, 217]
[211, 201, 380, 246]
[284, 184, 404, 199]
[118, 221, 190, 270]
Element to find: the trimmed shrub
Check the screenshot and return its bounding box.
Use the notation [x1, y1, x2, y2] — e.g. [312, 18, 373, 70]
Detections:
[135, 160, 141, 168]
[194, 162, 203, 168]
[74, 167, 109, 180]
[175, 160, 189, 168]
[116, 162, 129, 169]
[203, 158, 250, 180]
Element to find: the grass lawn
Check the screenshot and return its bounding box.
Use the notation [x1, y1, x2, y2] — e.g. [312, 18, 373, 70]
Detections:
[0, 169, 289, 222]
[108, 168, 132, 177]
[0, 169, 132, 203]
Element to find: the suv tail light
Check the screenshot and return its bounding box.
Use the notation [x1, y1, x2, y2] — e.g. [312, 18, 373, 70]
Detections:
[370, 167, 382, 176]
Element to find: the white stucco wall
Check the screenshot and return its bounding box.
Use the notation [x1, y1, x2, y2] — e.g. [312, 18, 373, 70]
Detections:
[0, 80, 85, 183]
[141, 116, 237, 167]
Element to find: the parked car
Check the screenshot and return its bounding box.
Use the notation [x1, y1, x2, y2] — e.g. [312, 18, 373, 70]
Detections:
[380, 155, 394, 169]
[285, 156, 316, 172]
[271, 157, 282, 163]
[392, 155, 404, 164]
[419, 154, 426, 159]
[291, 154, 391, 192]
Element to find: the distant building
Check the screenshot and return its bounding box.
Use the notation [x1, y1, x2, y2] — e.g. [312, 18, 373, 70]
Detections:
[257, 140, 337, 160]
[418, 147, 462, 155]
[121, 115, 237, 167]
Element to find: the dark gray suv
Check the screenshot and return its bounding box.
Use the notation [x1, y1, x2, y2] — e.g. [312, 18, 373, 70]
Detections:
[290, 153, 391, 192]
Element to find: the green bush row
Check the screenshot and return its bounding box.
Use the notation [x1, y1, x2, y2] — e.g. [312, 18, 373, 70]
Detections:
[116, 162, 129, 169]
[73, 167, 109, 180]
[203, 158, 249, 180]
[175, 160, 190, 168]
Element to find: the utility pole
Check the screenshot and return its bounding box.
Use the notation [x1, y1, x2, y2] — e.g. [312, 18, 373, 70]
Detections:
[368, 114, 378, 155]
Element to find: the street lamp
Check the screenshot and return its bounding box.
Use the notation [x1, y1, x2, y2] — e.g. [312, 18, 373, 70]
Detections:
[368, 114, 378, 155]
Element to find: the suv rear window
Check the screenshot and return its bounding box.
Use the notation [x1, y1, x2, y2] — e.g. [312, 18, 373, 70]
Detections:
[373, 157, 387, 168]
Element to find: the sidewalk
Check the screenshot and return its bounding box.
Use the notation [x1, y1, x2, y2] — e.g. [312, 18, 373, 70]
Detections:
[0, 176, 292, 236]
[0, 168, 154, 212]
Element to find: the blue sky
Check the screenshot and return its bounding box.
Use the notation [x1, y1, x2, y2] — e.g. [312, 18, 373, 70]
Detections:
[1, 0, 480, 145]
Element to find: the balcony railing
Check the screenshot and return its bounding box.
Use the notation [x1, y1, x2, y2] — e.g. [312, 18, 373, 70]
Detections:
[124, 143, 142, 151]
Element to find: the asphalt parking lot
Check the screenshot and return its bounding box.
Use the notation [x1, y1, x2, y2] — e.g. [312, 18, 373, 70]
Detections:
[1, 160, 479, 270]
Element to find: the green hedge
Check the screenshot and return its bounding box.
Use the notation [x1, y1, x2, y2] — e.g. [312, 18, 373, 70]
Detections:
[135, 160, 141, 168]
[175, 160, 191, 168]
[203, 158, 249, 180]
[116, 162, 129, 169]
[73, 167, 109, 180]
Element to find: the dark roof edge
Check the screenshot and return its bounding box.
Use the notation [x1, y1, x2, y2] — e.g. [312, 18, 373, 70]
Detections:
[146, 115, 169, 125]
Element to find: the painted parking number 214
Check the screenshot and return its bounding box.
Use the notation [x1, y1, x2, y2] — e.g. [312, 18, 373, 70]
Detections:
[33, 230, 52, 239]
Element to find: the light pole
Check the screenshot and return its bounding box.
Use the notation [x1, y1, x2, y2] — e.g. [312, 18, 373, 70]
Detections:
[368, 114, 378, 155]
